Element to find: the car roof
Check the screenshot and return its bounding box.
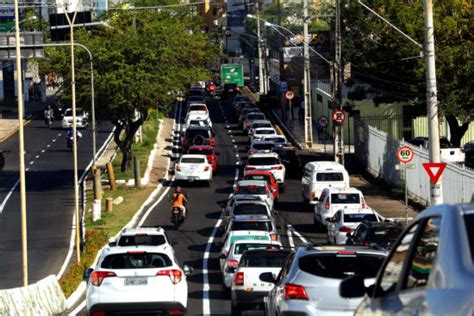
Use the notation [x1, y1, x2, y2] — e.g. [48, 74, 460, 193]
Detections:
[234, 199, 268, 206]
[120, 227, 165, 236]
[250, 120, 272, 125]
[254, 127, 275, 131]
[305, 161, 345, 170]
[232, 239, 279, 246]
[237, 180, 268, 186]
[180, 154, 207, 159]
[185, 126, 210, 131]
[101, 245, 176, 256]
[231, 215, 271, 222]
[325, 187, 363, 194]
[248, 152, 280, 158]
[230, 195, 264, 202]
[227, 230, 271, 237]
[251, 140, 275, 146]
[296, 245, 389, 256]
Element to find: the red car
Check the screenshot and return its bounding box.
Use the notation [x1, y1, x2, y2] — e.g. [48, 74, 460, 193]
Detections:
[187, 145, 217, 173]
[243, 171, 279, 200]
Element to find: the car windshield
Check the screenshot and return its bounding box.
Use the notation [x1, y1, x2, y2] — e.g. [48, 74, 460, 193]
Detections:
[236, 185, 267, 195]
[234, 243, 275, 255]
[188, 96, 203, 101]
[234, 204, 268, 216]
[464, 213, 474, 263]
[185, 129, 209, 138]
[239, 251, 289, 267]
[248, 114, 265, 120]
[316, 172, 344, 181]
[264, 137, 285, 143]
[231, 221, 272, 232]
[117, 235, 166, 247]
[440, 138, 452, 148]
[331, 193, 360, 204]
[253, 143, 275, 150]
[245, 174, 271, 183]
[101, 252, 172, 269]
[248, 157, 280, 166]
[188, 148, 213, 155]
[189, 105, 207, 112]
[367, 226, 403, 244]
[188, 120, 208, 126]
[229, 235, 270, 245]
[298, 253, 386, 279]
[255, 130, 275, 135]
[344, 214, 378, 222]
[181, 157, 205, 164]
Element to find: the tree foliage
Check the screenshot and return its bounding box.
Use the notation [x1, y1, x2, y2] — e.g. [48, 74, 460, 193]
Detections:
[341, 0, 473, 145]
[39, 8, 218, 170]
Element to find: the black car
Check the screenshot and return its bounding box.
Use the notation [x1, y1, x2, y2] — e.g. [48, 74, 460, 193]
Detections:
[464, 141, 474, 168]
[221, 83, 240, 100]
[346, 220, 403, 250]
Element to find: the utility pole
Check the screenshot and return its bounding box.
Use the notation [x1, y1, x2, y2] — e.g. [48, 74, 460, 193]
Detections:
[423, 0, 443, 204]
[303, 0, 313, 148]
[333, 0, 344, 165]
[256, 1, 265, 94]
[276, 0, 286, 120]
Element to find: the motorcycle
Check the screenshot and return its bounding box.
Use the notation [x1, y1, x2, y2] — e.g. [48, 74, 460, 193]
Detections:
[66, 135, 74, 151]
[44, 114, 53, 129]
[171, 206, 185, 229]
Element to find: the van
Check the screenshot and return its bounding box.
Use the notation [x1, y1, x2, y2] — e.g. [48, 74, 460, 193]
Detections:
[301, 161, 349, 206]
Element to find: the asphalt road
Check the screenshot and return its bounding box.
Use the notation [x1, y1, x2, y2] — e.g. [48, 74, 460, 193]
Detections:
[0, 117, 114, 289]
[138, 98, 327, 315]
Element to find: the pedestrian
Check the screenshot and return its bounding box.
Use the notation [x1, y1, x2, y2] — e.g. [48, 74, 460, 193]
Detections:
[299, 99, 304, 120]
[316, 121, 323, 141]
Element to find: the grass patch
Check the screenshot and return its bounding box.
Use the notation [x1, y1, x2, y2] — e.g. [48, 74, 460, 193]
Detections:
[113, 111, 163, 181]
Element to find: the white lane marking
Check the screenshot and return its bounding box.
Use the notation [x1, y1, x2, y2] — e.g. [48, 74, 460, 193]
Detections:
[29, 161, 34, 165]
[236, 161, 240, 165]
[235, 154, 239, 158]
[0, 179, 20, 214]
[35, 155, 40, 159]
[69, 300, 86, 315]
[291, 225, 308, 244]
[47, 144, 51, 148]
[231, 139, 235, 143]
[52, 139, 56, 142]
[287, 224, 295, 250]
[234, 145, 237, 148]
[41, 150, 45, 153]
[25, 168, 29, 172]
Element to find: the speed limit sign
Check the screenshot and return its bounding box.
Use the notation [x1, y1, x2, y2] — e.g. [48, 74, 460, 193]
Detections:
[397, 146, 414, 163]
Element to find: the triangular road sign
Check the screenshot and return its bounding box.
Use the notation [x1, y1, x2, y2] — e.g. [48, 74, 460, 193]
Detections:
[422, 162, 447, 184]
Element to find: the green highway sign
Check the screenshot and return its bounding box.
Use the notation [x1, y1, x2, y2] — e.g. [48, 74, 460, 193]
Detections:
[221, 64, 244, 87]
[0, 20, 15, 32]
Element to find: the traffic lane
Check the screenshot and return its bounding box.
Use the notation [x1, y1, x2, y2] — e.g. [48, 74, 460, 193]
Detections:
[0, 122, 114, 289]
[143, 99, 238, 316]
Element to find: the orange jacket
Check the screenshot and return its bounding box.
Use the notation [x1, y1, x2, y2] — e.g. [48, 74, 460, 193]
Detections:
[172, 193, 187, 208]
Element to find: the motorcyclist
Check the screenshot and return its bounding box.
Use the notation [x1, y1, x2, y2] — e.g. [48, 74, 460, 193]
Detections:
[171, 186, 188, 218]
[43, 105, 54, 124]
[66, 127, 82, 148]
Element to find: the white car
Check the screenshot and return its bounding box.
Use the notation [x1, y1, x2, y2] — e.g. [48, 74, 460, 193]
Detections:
[222, 198, 272, 231]
[326, 209, 380, 245]
[248, 120, 274, 137]
[220, 230, 272, 259]
[315, 187, 368, 228]
[250, 127, 278, 142]
[233, 179, 275, 211]
[244, 153, 286, 185]
[183, 112, 212, 130]
[186, 103, 208, 116]
[248, 140, 276, 155]
[261, 135, 287, 147]
[85, 246, 191, 315]
[220, 239, 282, 290]
[62, 108, 89, 129]
[111, 226, 177, 257]
[175, 154, 212, 185]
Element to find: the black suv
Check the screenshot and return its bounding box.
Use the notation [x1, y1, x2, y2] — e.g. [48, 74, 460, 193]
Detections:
[346, 220, 403, 250]
[182, 126, 215, 151]
[221, 83, 240, 100]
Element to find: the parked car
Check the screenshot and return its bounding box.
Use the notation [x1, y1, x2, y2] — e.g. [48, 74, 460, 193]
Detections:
[174, 154, 212, 185]
[62, 108, 89, 129]
[302, 161, 350, 207]
[181, 126, 215, 152]
[244, 153, 286, 187]
[231, 248, 291, 313]
[340, 203, 474, 315]
[243, 170, 279, 200]
[187, 145, 217, 173]
[326, 209, 380, 245]
[408, 136, 465, 164]
[263, 245, 388, 315]
[346, 220, 403, 250]
[220, 239, 282, 291]
[85, 246, 192, 315]
[314, 187, 368, 230]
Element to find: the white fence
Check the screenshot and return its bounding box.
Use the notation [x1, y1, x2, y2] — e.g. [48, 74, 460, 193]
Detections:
[354, 119, 474, 206]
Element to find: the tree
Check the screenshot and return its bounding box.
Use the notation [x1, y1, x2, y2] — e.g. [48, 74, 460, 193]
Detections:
[341, 0, 473, 145]
[39, 8, 218, 171]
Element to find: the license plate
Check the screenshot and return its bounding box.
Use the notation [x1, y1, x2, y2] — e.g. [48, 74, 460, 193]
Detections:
[244, 287, 254, 292]
[124, 277, 147, 286]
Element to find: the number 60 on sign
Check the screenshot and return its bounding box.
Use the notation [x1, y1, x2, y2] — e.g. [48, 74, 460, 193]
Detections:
[397, 146, 414, 164]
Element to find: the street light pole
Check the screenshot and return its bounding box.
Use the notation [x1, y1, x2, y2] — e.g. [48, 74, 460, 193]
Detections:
[13, 0, 29, 287]
[333, 0, 344, 164]
[303, 0, 313, 148]
[256, 1, 265, 94]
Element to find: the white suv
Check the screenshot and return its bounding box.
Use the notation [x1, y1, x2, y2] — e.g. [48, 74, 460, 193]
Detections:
[244, 153, 286, 185]
[111, 226, 177, 257]
[85, 246, 191, 315]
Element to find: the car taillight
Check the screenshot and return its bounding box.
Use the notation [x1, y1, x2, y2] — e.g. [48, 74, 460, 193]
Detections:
[210, 138, 216, 147]
[204, 166, 210, 171]
[156, 269, 183, 284]
[90, 271, 117, 286]
[324, 201, 330, 209]
[339, 226, 353, 233]
[270, 233, 278, 241]
[234, 272, 244, 286]
[249, 150, 254, 155]
[272, 166, 283, 170]
[176, 165, 181, 171]
[244, 166, 255, 171]
[227, 259, 239, 269]
[92, 312, 106, 316]
[284, 284, 309, 300]
[182, 139, 188, 146]
[361, 198, 366, 209]
[167, 309, 184, 315]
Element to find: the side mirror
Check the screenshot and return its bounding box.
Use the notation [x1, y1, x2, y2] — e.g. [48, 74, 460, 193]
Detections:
[339, 274, 368, 298]
[259, 272, 277, 284]
[83, 268, 93, 281]
[183, 264, 193, 276]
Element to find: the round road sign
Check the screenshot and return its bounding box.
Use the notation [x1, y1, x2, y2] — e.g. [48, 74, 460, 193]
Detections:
[397, 146, 414, 163]
[318, 115, 329, 128]
[285, 91, 294, 100]
[332, 109, 345, 124]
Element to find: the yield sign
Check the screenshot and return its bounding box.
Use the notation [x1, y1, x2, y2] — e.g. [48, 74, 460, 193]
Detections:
[422, 162, 447, 184]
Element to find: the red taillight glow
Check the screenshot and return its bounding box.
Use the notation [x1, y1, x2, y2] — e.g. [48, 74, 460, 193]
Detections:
[270, 234, 278, 241]
[361, 198, 366, 209]
[234, 272, 244, 286]
[249, 150, 254, 155]
[272, 166, 283, 170]
[284, 284, 309, 300]
[156, 269, 183, 284]
[176, 165, 181, 171]
[92, 312, 106, 316]
[324, 201, 330, 209]
[244, 166, 255, 171]
[167, 309, 184, 315]
[204, 166, 210, 171]
[339, 226, 353, 233]
[210, 138, 216, 147]
[90, 271, 117, 286]
[227, 259, 239, 269]
[337, 251, 357, 255]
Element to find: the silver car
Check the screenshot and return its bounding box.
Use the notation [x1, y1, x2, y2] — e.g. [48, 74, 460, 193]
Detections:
[340, 203, 474, 315]
[263, 245, 387, 315]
